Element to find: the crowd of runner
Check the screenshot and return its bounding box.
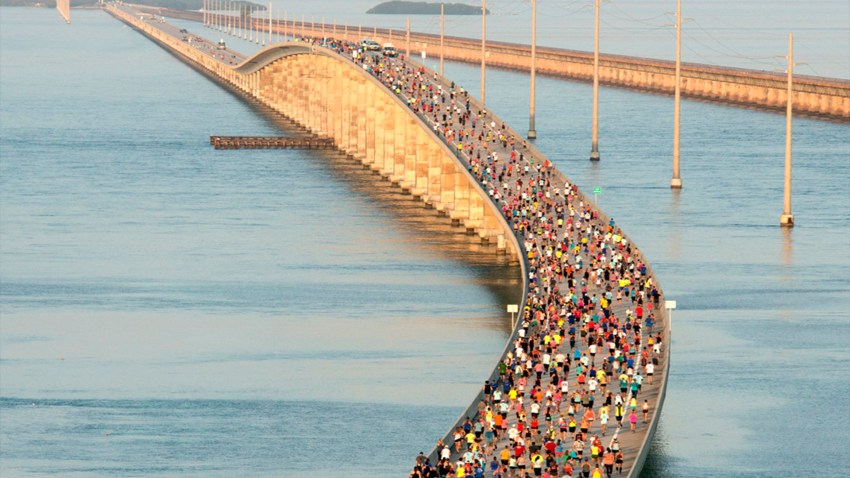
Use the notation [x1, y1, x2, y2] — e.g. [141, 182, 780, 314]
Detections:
[286, 35, 666, 478]
[119, 12, 668, 477]
[301, 38, 668, 478]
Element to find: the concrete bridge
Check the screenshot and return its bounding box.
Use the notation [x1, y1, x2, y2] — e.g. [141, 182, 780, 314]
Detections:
[146, 6, 850, 121]
[106, 4, 671, 477]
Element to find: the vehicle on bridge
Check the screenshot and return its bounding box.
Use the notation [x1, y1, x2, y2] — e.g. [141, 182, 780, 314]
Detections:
[361, 39, 381, 51]
[217, 39, 226, 50]
[382, 43, 398, 57]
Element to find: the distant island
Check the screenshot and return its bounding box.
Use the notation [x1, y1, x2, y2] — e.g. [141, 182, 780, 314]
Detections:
[367, 1, 488, 15]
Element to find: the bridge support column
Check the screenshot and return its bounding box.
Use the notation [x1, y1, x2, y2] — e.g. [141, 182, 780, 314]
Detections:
[403, 119, 418, 190]
[373, 100, 386, 172]
[389, 108, 405, 182]
[332, 64, 343, 146]
[307, 62, 319, 134]
[322, 66, 332, 136]
[482, 212, 501, 242]
[427, 143, 443, 210]
[355, 80, 368, 160]
[339, 68, 354, 154]
[452, 172, 470, 222]
[365, 85, 377, 165]
[439, 161, 457, 211]
[466, 191, 485, 232]
[414, 136, 429, 197]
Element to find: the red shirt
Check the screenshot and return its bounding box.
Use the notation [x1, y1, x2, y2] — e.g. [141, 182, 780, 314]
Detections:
[514, 444, 525, 458]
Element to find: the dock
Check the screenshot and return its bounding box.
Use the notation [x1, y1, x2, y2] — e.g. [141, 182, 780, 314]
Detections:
[210, 135, 335, 150]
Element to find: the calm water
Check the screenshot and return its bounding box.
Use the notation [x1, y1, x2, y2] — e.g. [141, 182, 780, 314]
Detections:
[2, 6, 849, 478]
[225, 0, 850, 79]
[1, 8, 519, 477]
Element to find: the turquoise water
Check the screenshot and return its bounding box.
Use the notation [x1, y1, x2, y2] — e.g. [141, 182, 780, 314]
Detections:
[2, 6, 850, 478]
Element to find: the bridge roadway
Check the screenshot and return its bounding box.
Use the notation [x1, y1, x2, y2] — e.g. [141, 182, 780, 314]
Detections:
[142, 6, 850, 121]
[107, 5, 670, 477]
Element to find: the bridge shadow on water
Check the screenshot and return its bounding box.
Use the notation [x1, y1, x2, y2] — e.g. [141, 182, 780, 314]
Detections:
[223, 81, 524, 335]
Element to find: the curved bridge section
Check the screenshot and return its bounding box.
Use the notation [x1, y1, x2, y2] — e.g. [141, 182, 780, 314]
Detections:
[246, 47, 515, 254]
[109, 4, 516, 256]
[107, 5, 670, 477]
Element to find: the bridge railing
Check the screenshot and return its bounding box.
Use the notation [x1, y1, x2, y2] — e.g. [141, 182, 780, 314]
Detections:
[107, 10, 671, 472]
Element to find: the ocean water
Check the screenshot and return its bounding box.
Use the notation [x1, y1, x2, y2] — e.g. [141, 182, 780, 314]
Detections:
[217, 0, 850, 80]
[1, 8, 519, 477]
[433, 26, 850, 478]
[2, 6, 850, 478]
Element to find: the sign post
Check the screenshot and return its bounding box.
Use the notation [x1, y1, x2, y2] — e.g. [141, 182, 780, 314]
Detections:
[507, 304, 519, 330]
[593, 186, 601, 206]
[665, 300, 677, 333]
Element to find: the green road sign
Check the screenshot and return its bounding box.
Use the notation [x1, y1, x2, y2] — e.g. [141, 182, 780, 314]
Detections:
[593, 187, 601, 194]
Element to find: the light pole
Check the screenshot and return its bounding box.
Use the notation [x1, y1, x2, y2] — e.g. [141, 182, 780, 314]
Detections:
[589, 0, 601, 161]
[406, 16, 411, 59]
[528, 0, 537, 139]
[780, 32, 795, 227]
[440, 2, 445, 76]
[671, 0, 683, 188]
[481, 0, 487, 106]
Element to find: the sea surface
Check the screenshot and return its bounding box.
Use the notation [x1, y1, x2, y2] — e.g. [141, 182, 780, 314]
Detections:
[1, 6, 849, 478]
[215, 0, 850, 80]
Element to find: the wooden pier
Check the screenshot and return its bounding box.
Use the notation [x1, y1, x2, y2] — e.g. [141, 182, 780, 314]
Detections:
[210, 135, 335, 150]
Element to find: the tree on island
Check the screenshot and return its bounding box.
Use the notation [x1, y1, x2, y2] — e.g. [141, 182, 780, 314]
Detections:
[367, 1, 488, 15]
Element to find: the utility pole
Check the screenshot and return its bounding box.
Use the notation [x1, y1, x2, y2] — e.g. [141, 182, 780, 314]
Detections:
[256, 7, 261, 43]
[242, 5, 246, 41]
[528, 0, 537, 139]
[406, 16, 411, 58]
[590, 0, 601, 161]
[481, 0, 487, 106]
[440, 2, 445, 76]
[780, 32, 795, 227]
[671, 0, 683, 188]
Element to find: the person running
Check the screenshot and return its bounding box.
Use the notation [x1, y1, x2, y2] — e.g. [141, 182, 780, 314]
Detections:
[602, 448, 615, 477]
